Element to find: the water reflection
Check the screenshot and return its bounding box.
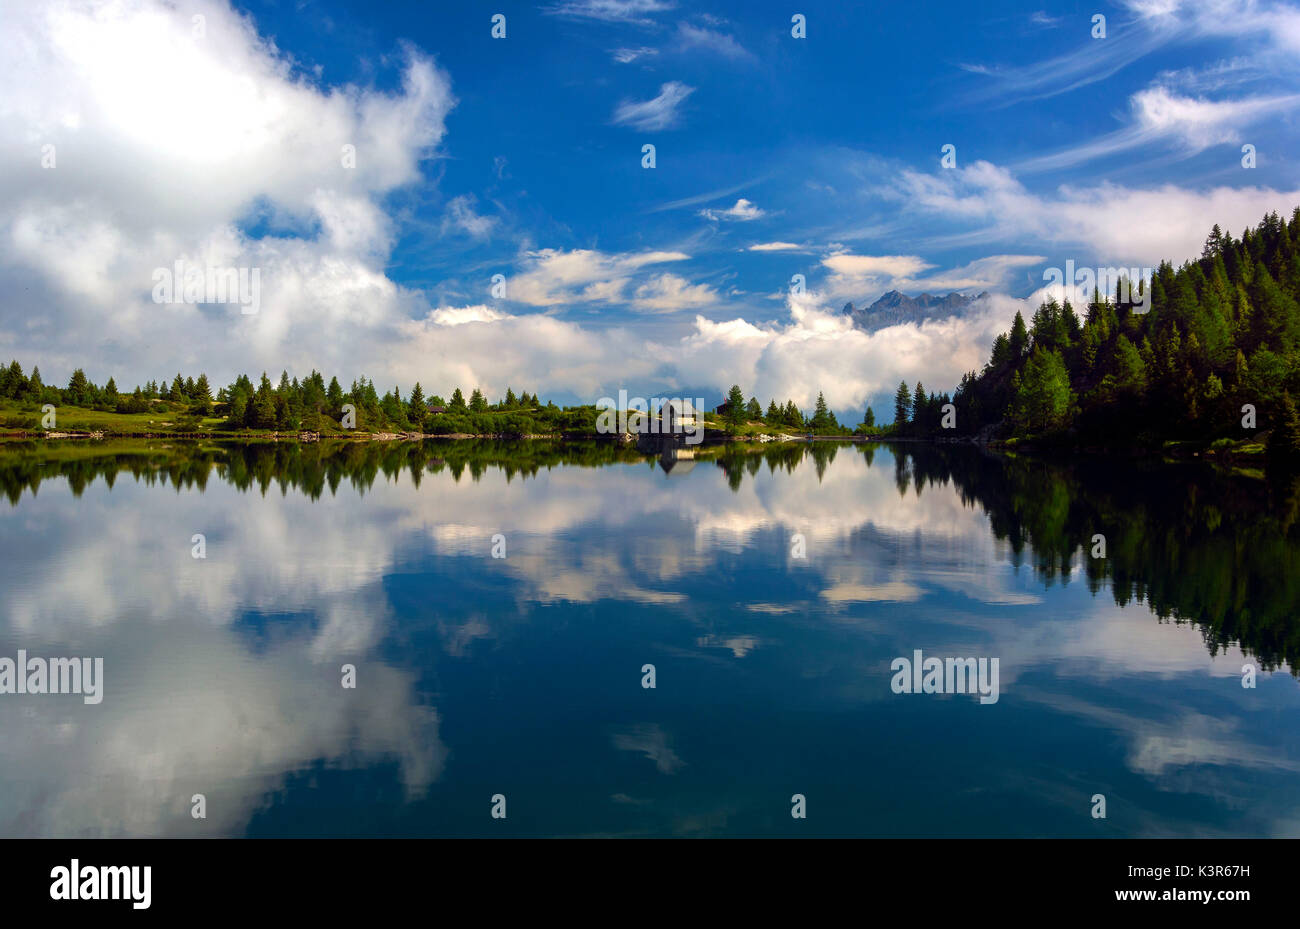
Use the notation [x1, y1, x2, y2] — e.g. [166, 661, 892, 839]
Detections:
[0, 438, 1296, 837]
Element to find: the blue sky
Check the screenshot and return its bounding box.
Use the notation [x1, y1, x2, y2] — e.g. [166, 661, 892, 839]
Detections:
[3, 0, 1300, 419]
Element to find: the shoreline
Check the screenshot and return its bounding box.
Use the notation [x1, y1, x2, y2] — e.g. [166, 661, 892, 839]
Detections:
[0, 430, 1269, 466]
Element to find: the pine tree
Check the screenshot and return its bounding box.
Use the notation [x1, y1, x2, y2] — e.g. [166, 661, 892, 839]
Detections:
[226, 392, 247, 427]
[1014, 348, 1073, 432]
[1111, 335, 1147, 396]
[325, 377, 343, 414]
[811, 392, 831, 431]
[725, 384, 746, 432]
[1203, 224, 1225, 259]
[408, 382, 426, 422]
[989, 333, 1011, 368]
[248, 374, 277, 430]
[1009, 311, 1029, 359]
[66, 368, 90, 406]
[1, 361, 25, 399]
[193, 374, 212, 405]
[894, 381, 911, 428]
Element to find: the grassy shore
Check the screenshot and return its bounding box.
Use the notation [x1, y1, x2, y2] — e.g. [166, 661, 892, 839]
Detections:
[0, 398, 853, 441]
[0, 399, 350, 436]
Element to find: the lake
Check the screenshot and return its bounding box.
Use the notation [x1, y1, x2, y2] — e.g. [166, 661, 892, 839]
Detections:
[0, 438, 1296, 837]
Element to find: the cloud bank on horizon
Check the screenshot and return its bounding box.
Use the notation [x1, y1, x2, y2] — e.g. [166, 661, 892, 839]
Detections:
[2, 0, 1299, 416]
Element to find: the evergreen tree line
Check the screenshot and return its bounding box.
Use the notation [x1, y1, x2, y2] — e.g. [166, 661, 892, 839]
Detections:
[1, 361, 854, 438]
[889, 380, 953, 436]
[0, 359, 595, 434]
[218, 372, 554, 433]
[0, 363, 212, 414]
[721, 384, 850, 435]
[904, 207, 1300, 470]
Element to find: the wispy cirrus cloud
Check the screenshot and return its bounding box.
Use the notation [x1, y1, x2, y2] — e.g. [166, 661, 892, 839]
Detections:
[963, 0, 1300, 107]
[675, 23, 754, 61]
[1016, 83, 1300, 172]
[1122, 0, 1300, 55]
[611, 81, 695, 130]
[961, 26, 1171, 106]
[544, 0, 673, 24]
[1130, 83, 1300, 146]
[896, 160, 1300, 266]
[645, 177, 768, 213]
[611, 46, 658, 63]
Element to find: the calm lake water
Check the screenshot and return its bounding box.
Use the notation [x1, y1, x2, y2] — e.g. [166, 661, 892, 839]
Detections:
[1, 439, 1297, 837]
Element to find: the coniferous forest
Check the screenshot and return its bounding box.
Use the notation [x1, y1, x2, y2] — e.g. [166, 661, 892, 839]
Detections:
[895, 208, 1300, 473]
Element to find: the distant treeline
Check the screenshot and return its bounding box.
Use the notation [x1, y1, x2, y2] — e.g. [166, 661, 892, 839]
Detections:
[0, 357, 860, 438]
[897, 207, 1300, 471]
[0, 361, 604, 435]
[717, 384, 854, 435]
